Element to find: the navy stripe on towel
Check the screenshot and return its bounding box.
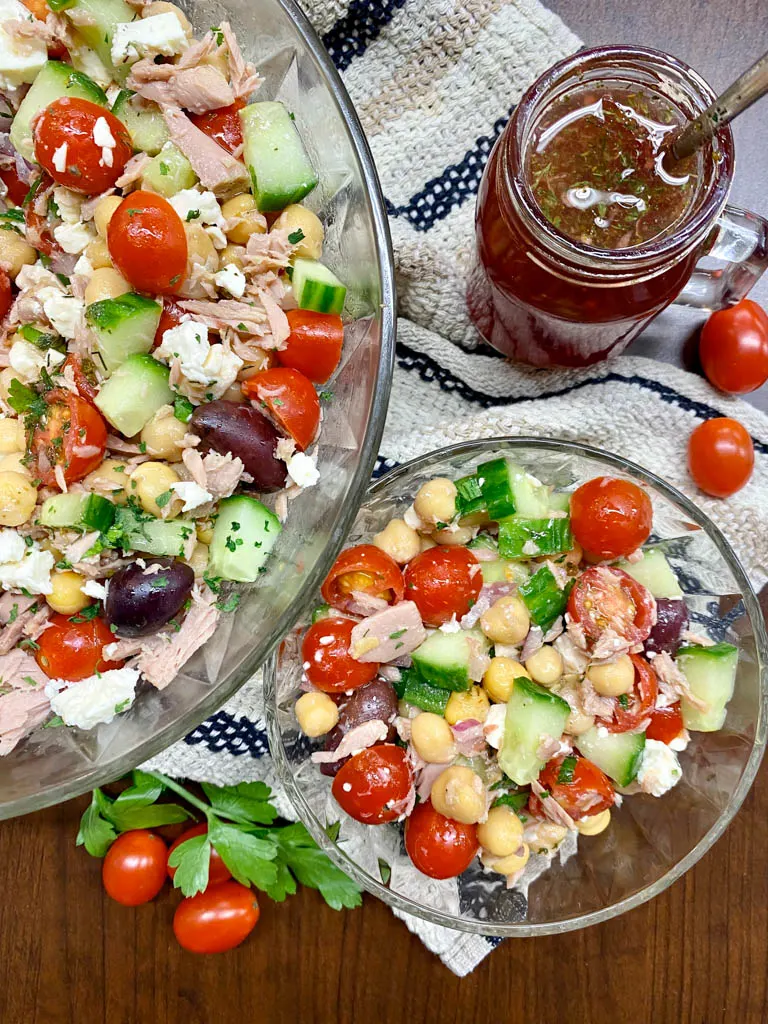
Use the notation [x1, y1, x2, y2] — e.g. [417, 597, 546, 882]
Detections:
[322, 0, 408, 73]
[186, 711, 270, 758]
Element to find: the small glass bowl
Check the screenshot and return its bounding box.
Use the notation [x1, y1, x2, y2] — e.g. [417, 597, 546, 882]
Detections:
[265, 438, 768, 937]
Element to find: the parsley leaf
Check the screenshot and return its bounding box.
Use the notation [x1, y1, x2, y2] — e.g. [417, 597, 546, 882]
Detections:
[174, 396, 194, 423]
[216, 592, 240, 613]
[76, 790, 118, 857]
[270, 823, 362, 910]
[167, 834, 211, 896]
[155, 489, 173, 509]
[201, 781, 277, 825]
[185, 209, 200, 222]
[207, 820, 278, 890]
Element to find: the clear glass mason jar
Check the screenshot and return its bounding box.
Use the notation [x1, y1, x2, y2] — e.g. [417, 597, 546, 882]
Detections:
[467, 46, 768, 367]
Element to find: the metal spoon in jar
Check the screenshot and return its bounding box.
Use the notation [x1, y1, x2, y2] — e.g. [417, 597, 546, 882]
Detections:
[668, 49, 768, 162]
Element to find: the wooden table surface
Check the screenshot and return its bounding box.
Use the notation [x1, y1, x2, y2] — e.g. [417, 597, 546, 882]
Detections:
[2, 3, 768, 1023]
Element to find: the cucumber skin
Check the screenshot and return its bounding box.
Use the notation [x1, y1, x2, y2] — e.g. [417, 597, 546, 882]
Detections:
[477, 458, 517, 520]
[411, 629, 489, 692]
[86, 293, 162, 372]
[209, 495, 281, 582]
[240, 102, 318, 212]
[39, 492, 115, 532]
[498, 677, 570, 786]
[676, 643, 738, 732]
[575, 727, 646, 788]
[498, 516, 573, 559]
[396, 668, 450, 714]
[292, 259, 347, 316]
[519, 566, 573, 628]
[10, 61, 107, 160]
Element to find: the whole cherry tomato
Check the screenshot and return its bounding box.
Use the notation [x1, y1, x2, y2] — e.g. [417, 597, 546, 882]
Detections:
[569, 476, 652, 560]
[107, 191, 187, 295]
[699, 300, 768, 394]
[599, 654, 658, 734]
[0, 268, 10, 321]
[332, 745, 413, 824]
[403, 546, 482, 627]
[154, 298, 187, 348]
[34, 98, 132, 194]
[102, 830, 168, 906]
[528, 754, 615, 822]
[35, 613, 124, 681]
[0, 163, 30, 206]
[173, 881, 260, 954]
[277, 310, 344, 384]
[405, 800, 479, 879]
[568, 566, 655, 645]
[688, 418, 754, 498]
[190, 100, 245, 155]
[646, 702, 685, 744]
[321, 544, 404, 614]
[301, 617, 378, 693]
[167, 823, 232, 886]
[31, 389, 107, 487]
[242, 367, 320, 451]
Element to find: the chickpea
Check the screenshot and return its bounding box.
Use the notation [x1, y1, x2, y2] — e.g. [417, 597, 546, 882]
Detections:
[129, 461, 181, 518]
[413, 477, 457, 527]
[0, 230, 36, 278]
[140, 408, 187, 459]
[0, 418, 25, 453]
[142, 0, 192, 34]
[0, 452, 31, 477]
[477, 805, 524, 857]
[410, 712, 456, 764]
[587, 654, 635, 697]
[86, 236, 112, 269]
[204, 48, 229, 79]
[480, 594, 530, 645]
[564, 707, 595, 737]
[220, 194, 266, 245]
[444, 685, 490, 725]
[420, 536, 437, 552]
[525, 645, 563, 686]
[83, 459, 129, 504]
[483, 657, 529, 703]
[576, 808, 611, 836]
[185, 222, 218, 267]
[0, 471, 37, 526]
[196, 520, 215, 545]
[526, 821, 568, 853]
[483, 843, 530, 876]
[432, 524, 476, 547]
[373, 518, 420, 565]
[185, 541, 209, 577]
[46, 571, 91, 615]
[218, 243, 246, 271]
[272, 204, 324, 260]
[84, 267, 131, 306]
[430, 765, 487, 825]
[93, 195, 124, 238]
[295, 691, 339, 738]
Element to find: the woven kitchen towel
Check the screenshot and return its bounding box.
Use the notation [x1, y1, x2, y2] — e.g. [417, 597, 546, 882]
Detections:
[144, 0, 768, 976]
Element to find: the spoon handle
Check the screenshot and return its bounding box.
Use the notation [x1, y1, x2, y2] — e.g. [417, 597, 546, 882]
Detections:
[671, 49, 768, 161]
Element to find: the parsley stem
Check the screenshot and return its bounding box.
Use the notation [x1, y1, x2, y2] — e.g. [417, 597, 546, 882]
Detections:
[145, 771, 212, 818]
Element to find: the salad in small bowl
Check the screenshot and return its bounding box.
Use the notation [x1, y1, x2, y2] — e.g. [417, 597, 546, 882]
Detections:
[266, 439, 767, 936]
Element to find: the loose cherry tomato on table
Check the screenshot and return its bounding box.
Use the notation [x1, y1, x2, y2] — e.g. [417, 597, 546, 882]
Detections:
[332, 744, 413, 824]
[154, 298, 187, 347]
[321, 544, 404, 614]
[34, 98, 133, 194]
[62, 354, 99, 404]
[35, 613, 124, 681]
[688, 417, 754, 498]
[528, 754, 615, 822]
[699, 300, 768, 394]
[599, 653, 658, 733]
[167, 823, 232, 886]
[568, 566, 655, 645]
[403, 546, 482, 627]
[31, 389, 107, 487]
[0, 268, 10, 321]
[190, 100, 245, 155]
[276, 309, 344, 384]
[569, 476, 652, 560]
[301, 616, 378, 693]
[108, 191, 188, 295]
[242, 367, 320, 451]
[646, 702, 685, 744]
[404, 800, 479, 879]
[173, 881, 260, 954]
[102, 830, 168, 906]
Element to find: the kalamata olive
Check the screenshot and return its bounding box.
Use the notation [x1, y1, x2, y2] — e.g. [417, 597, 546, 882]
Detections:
[319, 677, 398, 778]
[189, 400, 287, 492]
[645, 598, 689, 656]
[105, 557, 195, 637]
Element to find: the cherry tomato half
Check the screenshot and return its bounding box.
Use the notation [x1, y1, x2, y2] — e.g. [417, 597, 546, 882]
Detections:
[63, 354, 100, 404]
[688, 418, 754, 498]
[321, 544, 404, 614]
[403, 546, 482, 627]
[102, 830, 168, 906]
[190, 100, 245, 155]
[404, 800, 479, 879]
[167, 823, 232, 886]
[302, 616, 378, 693]
[108, 191, 188, 295]
[35, 613, 124, 681]
[0, 268, 10, 321]
[646, 702, 685, 744]
[276, 310, 344, 384]
[599, 653, 658, 734]
[154, 298, 187, 348]
[699, 300, 768, 394]
[173, 881, 260, 954]
[32, 389, 107, 487]
[332, 744, 413, 824]
[568, 566, 655, 645]
[529, 754, 615, 822]
[570, 476, 652, 560]
[0, 163, 30, 206]
[34, 98, 132, 194]
[242, 367, 320, 451]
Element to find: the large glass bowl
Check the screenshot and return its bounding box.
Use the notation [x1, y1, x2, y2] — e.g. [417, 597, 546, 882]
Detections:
[0, 0, 395, 820]
[266, 438, 768, 936]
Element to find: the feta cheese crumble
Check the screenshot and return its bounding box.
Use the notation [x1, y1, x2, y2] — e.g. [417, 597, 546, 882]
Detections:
[0, 529, 25, 564]
[53, 187, 82, 225]
[52, 221, 93, 255]
[93, 116, 116, 168]
[46, 667, 140, 730]
[82, 579, 108, 601]
[9, 340, 65, 382]
[286, 452, 319, 489]
[111, 13, 188, 65]
[214, 263, 246, 299]
[42, 294, 84, 340]
[0, 547, 55, 595]
[636, 738, 682, 797]
[483, 702, 506, 749]
[170, 480, 213, 512]
[155, 321, 243, 398]
[169, 189, 223, 227]
[52, 143, 68, 174]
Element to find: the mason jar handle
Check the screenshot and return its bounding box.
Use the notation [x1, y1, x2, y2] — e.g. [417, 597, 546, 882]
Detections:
[675, 204, 768, 310]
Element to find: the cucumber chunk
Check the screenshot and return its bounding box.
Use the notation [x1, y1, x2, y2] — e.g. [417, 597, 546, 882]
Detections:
[292, 259, 347, 315]
[519, 565, 572, 629]
[455, 474, 485, 518]
[115, 506, 195, 558]
[311, 604, 332, 624]
[676, 642, 738, 732]
[20, 324, 67, 354]
[39, 492, 115, 533]
[498, 677, 571, 785]
[498, 516, 573, 559]
[618, 547, 683, 599]
[10, 60, 107, 161]
[64, 0, 136, 77]
[411, 628, 489, 692]
[111, 90, 170, 155]
[575, 727, 646, 788]
[95, 354, 174, 437]
[142, 142, 198, 197]
[86, 293, 161, 373]
[394, 667, 451, 714]
[240, 101, 317, 212]
[209, 495, 282, 582]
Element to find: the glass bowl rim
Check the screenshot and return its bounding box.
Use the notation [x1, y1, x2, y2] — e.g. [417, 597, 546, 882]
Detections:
[265, 435, 768, 937]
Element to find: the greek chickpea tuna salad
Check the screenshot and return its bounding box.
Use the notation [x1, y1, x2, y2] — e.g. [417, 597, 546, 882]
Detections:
[294, 463, 739, 884]
[0, 0, 348, 750]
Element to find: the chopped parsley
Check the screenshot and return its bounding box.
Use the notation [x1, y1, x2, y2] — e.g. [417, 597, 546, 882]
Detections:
[173, 396, 194, 423]
[69, 605, 100, 624]
[319, 390, 333, 403]
[389, 628, 407, 640]
[556, 756, 578, 785]
[159, 162, 169, 176]
[185, 210, 201, 222]
[216, 593, 240, 613]
[155, 490, 173, 509]
[287, 228, 305, 245]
